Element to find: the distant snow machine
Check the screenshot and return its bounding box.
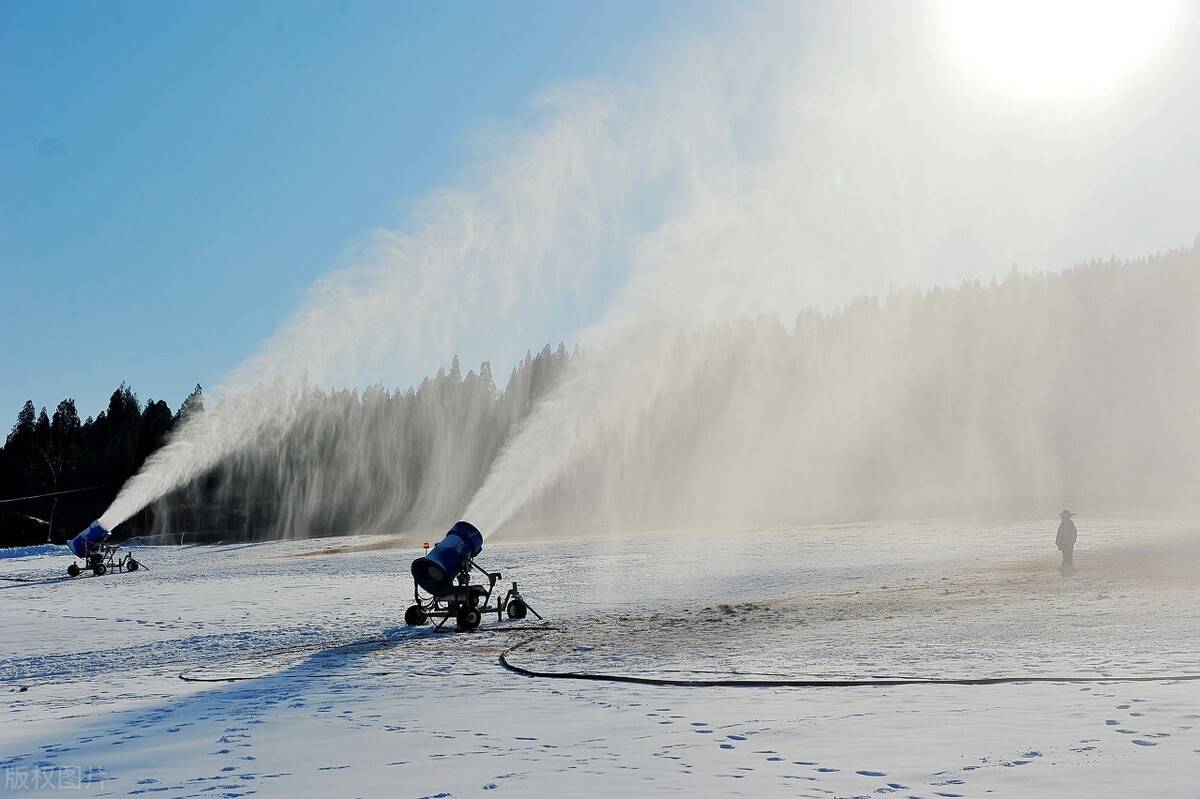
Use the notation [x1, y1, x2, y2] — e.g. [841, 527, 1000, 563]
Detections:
[406, 521, 539, 632]
[66, 521, 140, 577]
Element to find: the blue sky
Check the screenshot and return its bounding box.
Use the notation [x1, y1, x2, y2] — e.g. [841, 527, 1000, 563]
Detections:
[1, 1, 716, 421]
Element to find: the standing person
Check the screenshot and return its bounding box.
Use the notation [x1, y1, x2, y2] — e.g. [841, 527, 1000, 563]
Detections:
[1055, 510, 1077, 574]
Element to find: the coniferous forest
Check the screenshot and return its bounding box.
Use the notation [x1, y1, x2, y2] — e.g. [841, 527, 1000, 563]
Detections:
[3, 246, 1197, 547]
[0, 385, 197, 547]
[0, 345, 573, 547]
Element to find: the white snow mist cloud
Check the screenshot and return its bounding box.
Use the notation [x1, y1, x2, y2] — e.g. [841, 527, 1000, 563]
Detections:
[101, 86, 638, 530]
[105, 2, 1200, 536]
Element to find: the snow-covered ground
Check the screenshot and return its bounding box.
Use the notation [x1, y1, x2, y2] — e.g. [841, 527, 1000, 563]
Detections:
[2, 517, 1198, 797]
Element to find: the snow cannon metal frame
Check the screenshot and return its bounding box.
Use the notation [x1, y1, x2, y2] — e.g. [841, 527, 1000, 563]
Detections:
[66, 521, 140, 578]
[406, 521, 539, 632]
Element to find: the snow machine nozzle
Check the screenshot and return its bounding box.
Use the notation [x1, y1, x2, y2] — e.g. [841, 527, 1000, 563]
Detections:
[411, 521, 483, 597]
[69, 520, 110, 558]
[406, 520, 540, 632]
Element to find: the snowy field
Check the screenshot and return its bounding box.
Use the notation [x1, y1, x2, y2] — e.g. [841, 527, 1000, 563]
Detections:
[2, 517, 1199, 798]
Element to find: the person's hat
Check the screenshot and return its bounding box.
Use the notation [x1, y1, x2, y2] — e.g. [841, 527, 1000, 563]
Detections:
[1060, 509, 1074, 518]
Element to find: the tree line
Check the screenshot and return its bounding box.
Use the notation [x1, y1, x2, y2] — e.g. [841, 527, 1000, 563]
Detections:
[151, 343, 575, 540]
[154, 246, 1199, 541]
[0, 385, 205, 546]
[524, 247, 1200, 530]
[0, 344, 571, 546]
[4, 243, 1195, 546]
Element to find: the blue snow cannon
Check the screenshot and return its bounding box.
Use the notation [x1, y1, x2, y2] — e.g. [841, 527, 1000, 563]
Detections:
[411, 521, 484, 596]
[406, 520, 538, 632]
[66, 520, 140, 577]
[69, 520, 110, 558]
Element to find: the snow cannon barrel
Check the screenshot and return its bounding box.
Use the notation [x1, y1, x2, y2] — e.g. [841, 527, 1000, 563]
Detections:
[69, 521, 110, 558]
[411, 521, 484, 597]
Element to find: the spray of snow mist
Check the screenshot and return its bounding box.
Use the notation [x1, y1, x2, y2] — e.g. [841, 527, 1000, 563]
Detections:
[102, 5, 1200, 537]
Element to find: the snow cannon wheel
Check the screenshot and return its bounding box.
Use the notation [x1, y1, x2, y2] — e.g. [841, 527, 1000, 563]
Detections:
[404, 605, 427, 626]
[456, 607, 481, 632]
[126, 559, 139, 572]
[67, 563, 80, 578]
[92, 562, 106, 577]
[506, 599, 528, 620]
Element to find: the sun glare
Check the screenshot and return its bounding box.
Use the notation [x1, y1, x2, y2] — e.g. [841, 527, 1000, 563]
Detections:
[941, 0, 1180, 97]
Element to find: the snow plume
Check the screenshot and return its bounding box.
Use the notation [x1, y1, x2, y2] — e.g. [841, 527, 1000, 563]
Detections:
[100, 87, 635, 531]
[145, 347, 574, 539]
[467, 250, 1200, 535]
[106, 3, 1200, 536]
[465, 4, 1200, 536]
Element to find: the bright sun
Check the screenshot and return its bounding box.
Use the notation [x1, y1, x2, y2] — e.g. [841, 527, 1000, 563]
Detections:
[941, 0, 1180, 97]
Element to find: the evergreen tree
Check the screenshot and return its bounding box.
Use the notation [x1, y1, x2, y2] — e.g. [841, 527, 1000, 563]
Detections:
[50, 399, 83, 487]
[104, 384, 141, 478]
[51, 399, 82, 441]
[478, 361, 497, 398]
[176, 384, 205, 424]
[1, 401, 38, 497]
[32, 408, 52, 489]
[7, 400, 36, 449]
[138, 399, 175, 464]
